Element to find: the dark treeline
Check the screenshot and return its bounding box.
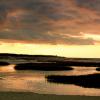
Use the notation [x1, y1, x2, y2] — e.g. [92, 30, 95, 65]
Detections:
[0, 53, 61, 58]
[46, 73, 100, 89]
[0, 53, 66, 62]
[0, 53, 100, 67]
[14, 63, 73, 71]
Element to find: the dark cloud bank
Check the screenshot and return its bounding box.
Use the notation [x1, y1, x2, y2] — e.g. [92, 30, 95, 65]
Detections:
[0, 0, 100, 45]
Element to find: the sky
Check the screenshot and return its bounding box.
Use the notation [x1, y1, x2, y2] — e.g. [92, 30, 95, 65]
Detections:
[0, 0, 100, 58]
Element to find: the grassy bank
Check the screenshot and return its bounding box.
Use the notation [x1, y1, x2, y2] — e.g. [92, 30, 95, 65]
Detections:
[0, 92, 100, 100]
[14, 63, 73, 71]
[0, 61, 9, 66]
[46, 73, 100, 88]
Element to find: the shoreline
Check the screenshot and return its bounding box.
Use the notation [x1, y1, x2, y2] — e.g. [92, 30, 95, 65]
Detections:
[0, 92, 100, 100]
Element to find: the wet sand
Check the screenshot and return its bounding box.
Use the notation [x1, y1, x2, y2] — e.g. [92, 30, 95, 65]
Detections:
[0, 92, 100, 100]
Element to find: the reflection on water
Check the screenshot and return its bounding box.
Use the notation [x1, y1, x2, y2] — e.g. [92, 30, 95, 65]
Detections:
[0, 65, 15, 72]
[0, 65, 100, 96]
[69, 66, 97, 75]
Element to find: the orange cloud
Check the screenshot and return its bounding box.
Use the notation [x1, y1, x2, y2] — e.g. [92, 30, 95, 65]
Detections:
[0, 0, 100, 45]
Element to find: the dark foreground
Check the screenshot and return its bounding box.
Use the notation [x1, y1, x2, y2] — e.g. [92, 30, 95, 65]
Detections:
[0, 92, 100, 100]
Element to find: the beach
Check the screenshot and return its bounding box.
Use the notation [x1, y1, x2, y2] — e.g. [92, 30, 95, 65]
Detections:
[0, 92, 100, 100]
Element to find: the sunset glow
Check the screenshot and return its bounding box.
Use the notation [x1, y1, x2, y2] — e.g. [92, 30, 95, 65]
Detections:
[0, 42, 100, 58]
[0, 0, 100, 58]
[84, 33, 100, 41]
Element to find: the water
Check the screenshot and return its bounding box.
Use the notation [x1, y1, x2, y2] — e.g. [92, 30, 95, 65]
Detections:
[0, 65, 100, 96]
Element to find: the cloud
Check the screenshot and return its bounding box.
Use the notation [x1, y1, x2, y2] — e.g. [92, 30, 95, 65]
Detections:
[76, 0, 100, 11]
[0, 4, 8, 24]
[0, 29, 94, 45]
[0, 0, 99, 45]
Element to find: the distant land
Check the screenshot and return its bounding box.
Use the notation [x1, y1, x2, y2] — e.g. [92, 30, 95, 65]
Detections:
[0, 53, 100, 67]
[0, 53, 66, 63]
